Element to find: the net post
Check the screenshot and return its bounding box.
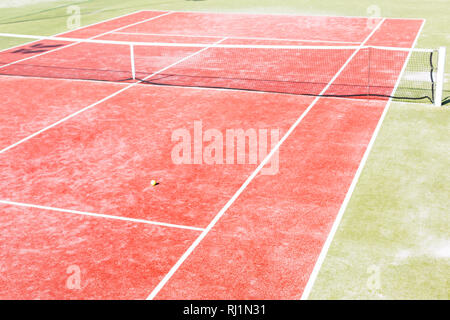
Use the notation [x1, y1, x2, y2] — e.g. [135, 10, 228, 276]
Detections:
[130, 44, 136, 80]
[435, 46, 446, 106]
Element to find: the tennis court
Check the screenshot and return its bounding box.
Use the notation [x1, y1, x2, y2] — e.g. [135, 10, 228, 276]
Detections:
[0, 10, 436, 299]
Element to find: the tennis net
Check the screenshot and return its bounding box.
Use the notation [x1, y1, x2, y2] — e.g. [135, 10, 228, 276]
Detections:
[0, 33, 446, 105]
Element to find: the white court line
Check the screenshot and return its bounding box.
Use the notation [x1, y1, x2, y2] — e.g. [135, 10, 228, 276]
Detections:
[299, 19, 427, 300]
[145, 18, 386, 300]
[112, 31, 361, 44]
[1, 73, 433, 108]
[0, 36, 228, 155]
[0, 11, 173, 70]
[0, 199, 204, 232]
[140, 9, 426, 21]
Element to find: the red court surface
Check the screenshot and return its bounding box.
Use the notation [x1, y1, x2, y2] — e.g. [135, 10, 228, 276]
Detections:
[0, 11, 424, 299]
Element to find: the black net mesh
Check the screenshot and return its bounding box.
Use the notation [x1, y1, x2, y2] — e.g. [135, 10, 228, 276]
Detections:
[0, 36, 440, 104]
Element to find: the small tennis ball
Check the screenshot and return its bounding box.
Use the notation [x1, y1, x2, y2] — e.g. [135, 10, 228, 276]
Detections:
[151, 180, 157, 186]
